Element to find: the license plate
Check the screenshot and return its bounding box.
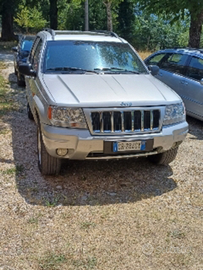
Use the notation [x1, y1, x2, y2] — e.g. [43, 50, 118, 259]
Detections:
[113, 141, 146, 152]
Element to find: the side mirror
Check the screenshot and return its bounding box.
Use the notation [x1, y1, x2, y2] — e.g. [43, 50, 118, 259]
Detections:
[200, 79, 203, 86]
[19, 63, 36, 77]
[148, 65, 159, 76]
[12, 46, 18, 52]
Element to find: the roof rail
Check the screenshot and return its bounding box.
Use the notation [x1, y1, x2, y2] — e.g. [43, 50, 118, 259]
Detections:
[43, 29, 120, 39]
[44, 28, 55, 39]
[89, 30, 119, 38]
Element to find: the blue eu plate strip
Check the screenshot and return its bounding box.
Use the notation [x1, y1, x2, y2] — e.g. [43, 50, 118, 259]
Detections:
[113, 142, 118, 152]
[141, 141, 146, 151]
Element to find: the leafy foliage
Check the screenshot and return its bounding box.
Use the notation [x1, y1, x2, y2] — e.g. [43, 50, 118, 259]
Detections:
[132, 8, 190, 51]
[14, 4, 47, 33]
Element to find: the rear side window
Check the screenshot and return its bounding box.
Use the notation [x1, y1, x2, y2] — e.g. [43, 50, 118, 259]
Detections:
[160, 53, 188, 75]
[146, 53, 167, 66]
[186, 57, 203, 81]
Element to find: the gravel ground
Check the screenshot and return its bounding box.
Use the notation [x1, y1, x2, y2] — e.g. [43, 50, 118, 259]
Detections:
[0, 54, 203, 270]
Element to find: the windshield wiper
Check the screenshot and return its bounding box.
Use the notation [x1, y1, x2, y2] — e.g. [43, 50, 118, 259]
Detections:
[45, 67, 97, 74]
[94, 67, 140, 74]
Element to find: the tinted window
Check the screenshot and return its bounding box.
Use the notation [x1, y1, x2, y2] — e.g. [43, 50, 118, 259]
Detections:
[186, 56, 203, 81]
[146, 53, 167, 66]
[43, 40, 148, 74]
[21, 40, 33, 51]
[160, 53, 188, 75]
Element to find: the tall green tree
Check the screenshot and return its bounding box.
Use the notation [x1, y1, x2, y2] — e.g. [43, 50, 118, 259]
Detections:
[14, 4, 47, 33]
[137, 0, 203, 48]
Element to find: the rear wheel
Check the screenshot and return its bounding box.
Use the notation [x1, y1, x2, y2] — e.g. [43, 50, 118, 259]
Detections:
[37, 125, 61, 175]
[148, 147, 179, 165]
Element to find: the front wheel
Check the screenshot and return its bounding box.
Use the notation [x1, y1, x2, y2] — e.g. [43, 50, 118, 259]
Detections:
[37, 125, 61, 175]
[148, 147, 179, 165]
[17, 74, 25, 87]
[27, 103, 34, 120]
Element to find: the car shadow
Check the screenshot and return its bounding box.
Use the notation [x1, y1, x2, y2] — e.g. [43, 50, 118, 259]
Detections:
[8, 109, 177, 207]
[186, 115, 203, 141]
[2, 68, 177, 207]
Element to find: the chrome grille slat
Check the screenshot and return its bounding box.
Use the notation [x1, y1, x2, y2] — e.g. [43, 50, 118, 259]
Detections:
[100, 112, 103, 132]
[131, 111, 134, 132]
[121, 111, 124, 132]
[141, 111, 144, 131]
[111, 112, 114, 132]
[90, 109, 160, 135]
[150, 110, 153, 130]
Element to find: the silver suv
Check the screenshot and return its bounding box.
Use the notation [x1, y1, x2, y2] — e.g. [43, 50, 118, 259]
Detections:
[19, 29, 188, 175]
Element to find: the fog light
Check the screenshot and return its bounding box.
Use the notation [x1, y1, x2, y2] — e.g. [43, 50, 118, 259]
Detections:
[56, 148, 68, 156]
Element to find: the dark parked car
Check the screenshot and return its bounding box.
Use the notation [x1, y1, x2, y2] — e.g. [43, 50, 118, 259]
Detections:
[145, 48, 203, 121]
[12, 35, 35, 86]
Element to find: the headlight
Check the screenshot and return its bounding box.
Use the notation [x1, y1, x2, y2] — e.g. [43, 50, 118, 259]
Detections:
[163, 103, 186, 126]
[48, 106, 87, 128]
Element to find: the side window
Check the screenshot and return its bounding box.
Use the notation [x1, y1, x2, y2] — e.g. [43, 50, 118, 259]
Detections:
[160, 53, 188, 75]
[33, 39, 43, 71]
[146, 53, 167, 67]
[186, 57, 203, 81]
[29, 37, 40, 63]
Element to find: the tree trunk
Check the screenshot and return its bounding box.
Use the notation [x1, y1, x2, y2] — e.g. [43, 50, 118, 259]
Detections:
[49, 0, 58, 29]
[188, 9, 203, 48]
[1, 10, 15, 41]
[104, 1, 113, 31]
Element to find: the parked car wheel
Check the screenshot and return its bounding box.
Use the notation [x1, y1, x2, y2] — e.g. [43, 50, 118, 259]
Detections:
[27, 103, 34, 120]
[148, 147, 179, 165]
[17, 74, 25, 87]
[37, 125, 61, 175]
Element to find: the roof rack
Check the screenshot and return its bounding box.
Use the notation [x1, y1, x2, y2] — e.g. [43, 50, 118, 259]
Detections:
[43, 28, 120, 39]
[89, 30, 119, 38]
[44, 28, 55, 39]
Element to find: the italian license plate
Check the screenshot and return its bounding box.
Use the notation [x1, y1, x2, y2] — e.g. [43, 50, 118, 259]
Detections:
[113, 141, 146, 152]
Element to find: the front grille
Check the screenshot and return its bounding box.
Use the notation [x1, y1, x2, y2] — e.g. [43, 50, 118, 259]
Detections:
[89, 109, 161, 135]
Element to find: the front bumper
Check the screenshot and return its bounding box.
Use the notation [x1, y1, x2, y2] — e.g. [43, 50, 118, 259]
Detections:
[41, 121, 188, 160]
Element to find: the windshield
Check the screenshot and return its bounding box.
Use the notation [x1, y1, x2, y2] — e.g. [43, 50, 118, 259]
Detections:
[43, 40, 148, 74]
[21, 40, 33, 51]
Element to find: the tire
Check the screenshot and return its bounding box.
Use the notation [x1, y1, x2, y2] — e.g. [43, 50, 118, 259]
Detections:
[27, 103, 34, 120]
[148, 147, 179, 165]
[17, 75, 25, 87]
[37, 125, 61, 175]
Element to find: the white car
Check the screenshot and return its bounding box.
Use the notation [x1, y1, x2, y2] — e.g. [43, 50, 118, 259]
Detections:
[19, 29, 188, 175]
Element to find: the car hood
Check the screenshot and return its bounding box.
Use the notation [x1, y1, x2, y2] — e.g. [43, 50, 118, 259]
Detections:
[42, 73, 181, 107]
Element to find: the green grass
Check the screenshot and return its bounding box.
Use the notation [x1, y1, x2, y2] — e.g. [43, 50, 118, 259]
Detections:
[80, 221, 96, 230]
[1, 164, 24, 175]
[39, 253, 67, 270]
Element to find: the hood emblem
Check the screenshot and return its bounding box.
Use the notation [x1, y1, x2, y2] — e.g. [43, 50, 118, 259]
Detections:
[120, 102, 132, 107]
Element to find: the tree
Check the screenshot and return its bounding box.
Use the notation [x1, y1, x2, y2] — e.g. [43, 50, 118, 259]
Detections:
[89, 0, 106, 30]
[103, 0, 123, 31]
[49, 0, 58, 29]
[0, 0, 19, 40]
[136, 0, 203, 48]
[116, 0, 135, 43]
[14, 5, 47, 33]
